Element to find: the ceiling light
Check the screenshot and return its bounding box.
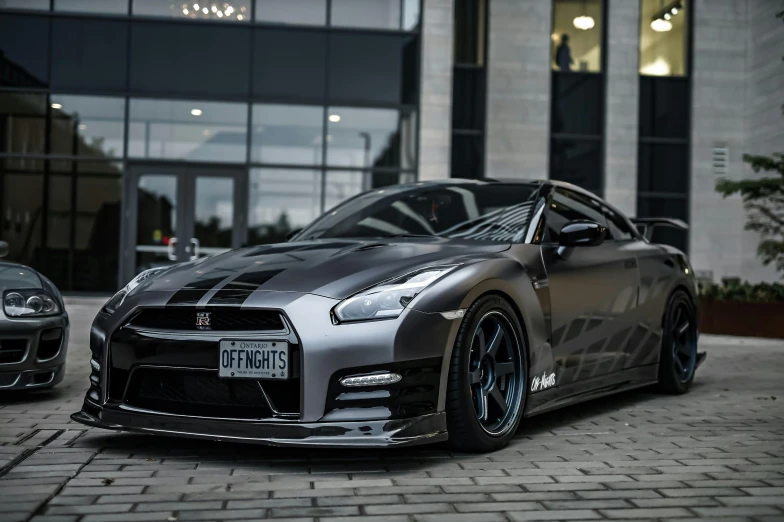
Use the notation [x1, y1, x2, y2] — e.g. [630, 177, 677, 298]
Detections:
[328, 114, 341, 123]
[202, 7, 208, 13]
[193, 3, 199, 9]
[51, 103, 62, 109]
[573, 15, 595, 30]
[211, 4, 217, 12]
[182, 7, 189, 14]
[78, 124, 87, 130]
[237, 14, 243, 20]
[663, 12, 671, 20]
[191, 109, 202, 116]
[671, 7, 679, 14]
[202, 129, 210, 136]
[650, 18, 672, 32]
[216, 11, 223, 17]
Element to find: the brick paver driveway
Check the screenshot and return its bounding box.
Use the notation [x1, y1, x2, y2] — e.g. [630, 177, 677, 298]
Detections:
[1, 297, 783, 522]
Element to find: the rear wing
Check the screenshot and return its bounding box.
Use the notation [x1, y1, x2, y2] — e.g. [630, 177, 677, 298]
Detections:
[630, 217, 688, 242]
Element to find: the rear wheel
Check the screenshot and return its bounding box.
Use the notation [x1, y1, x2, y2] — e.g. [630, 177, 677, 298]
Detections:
[446, 296, 526, 452]
[657, 290, 697, 394]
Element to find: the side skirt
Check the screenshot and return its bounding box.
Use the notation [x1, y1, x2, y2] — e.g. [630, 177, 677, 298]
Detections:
[524, 364, 659, 418]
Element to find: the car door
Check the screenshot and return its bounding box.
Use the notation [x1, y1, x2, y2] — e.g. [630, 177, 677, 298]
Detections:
[540, 188, 641, 386]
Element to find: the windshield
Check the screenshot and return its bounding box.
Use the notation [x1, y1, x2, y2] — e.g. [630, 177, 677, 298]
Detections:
[296, 183, 545, 243]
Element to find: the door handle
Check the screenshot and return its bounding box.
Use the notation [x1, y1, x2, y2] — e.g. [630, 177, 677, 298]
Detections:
[167, 237, 178, 261]
[190, 237, 200, 261]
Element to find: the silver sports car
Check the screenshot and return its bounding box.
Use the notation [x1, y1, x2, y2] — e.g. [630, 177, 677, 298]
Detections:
[72, 179, 705, 452]
[1, 241, 70, 390]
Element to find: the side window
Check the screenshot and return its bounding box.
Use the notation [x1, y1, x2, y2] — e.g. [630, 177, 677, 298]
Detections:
[603, 206, 636, 241]
[543, 189, 607, 243]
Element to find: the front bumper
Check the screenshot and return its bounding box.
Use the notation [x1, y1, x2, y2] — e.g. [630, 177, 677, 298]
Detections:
[0, 313, 69, 390]
[72, 401, 447, 447]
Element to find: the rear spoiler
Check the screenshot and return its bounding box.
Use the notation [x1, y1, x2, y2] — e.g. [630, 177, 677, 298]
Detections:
[630, 218, 688, 242]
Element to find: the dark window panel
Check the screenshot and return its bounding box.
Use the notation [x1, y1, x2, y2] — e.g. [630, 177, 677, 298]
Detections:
[452, 67, 486, 131]
[51, 18, 128, 92]
[543, 188, 608, 243]
[326, 106, 404, 169]
[549, 138, 602, 194]
[251, 104, 324, 166]
[255, 0, 326, 25]
[0, 0, 49, 10]
[551, 0, 603, 73]
[637, 142, 688, 195]
[639, 76, 689, 139]
[636, 196, 688, 252]
[331, 0, 402, 30]
[54, 0, 128, 14]
[401, 35, 419, 105]
[45, 174, 71, 289]
[0, 172, 44, 268]
[253, 28, 326, 101]
[329, 33, 416, 104]
[0, 92, 47, 156]
[451, 134, 483, 179]
[133, 0, 250, 22]
[49, 95, 126, 160]
[551, 72, 602, 136]
[0, 14, 49, 88]
[604, 206, 635, 240]
[454, 0, 485, 65]
[130, 22, 250, 97]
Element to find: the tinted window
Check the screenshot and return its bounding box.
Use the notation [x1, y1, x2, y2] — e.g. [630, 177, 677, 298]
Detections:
[0, 0, 49, 9]
[253, 28, 326, 101]
[454, 0, 485, 64]
[637, 142, 689, 194]
[549, 138, 602, 193]
[636, 196, 688, 252]
[551, 73, 602, 135]
[130, 22, 250, 97]
[544, 189, 607, 243]
[604, 206, 636, 241]
[51, 18, 128, 92]
[0, 92, 47, 156]
[0, 14, 49, 88]
[452, 68, 486, 130]
[451, 134, 483, 179]
[251, 104, 324, 165]
[301, 183, 540, 243]
[329, 33, 415, 104]
[255, 0, 326, 25]
[54, 0, 128, 14]
[49, 95, 126, 160]
[639, 77, 689, 139]
[326, 107, 400, 168]
[331, 0, 401, 30]
[1, 172, 44, 266]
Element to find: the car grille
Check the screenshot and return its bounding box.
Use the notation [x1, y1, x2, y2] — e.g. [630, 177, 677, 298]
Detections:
[127, 308, 285, 332]
[0, 339, 27, 364]
[124, 368, 275, 419]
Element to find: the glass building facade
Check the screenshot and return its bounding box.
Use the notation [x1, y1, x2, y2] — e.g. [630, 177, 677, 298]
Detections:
[0, 0, 421, 291]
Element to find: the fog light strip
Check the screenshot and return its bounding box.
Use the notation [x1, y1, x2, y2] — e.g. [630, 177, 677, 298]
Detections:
[340, 372, 402, 387]
[440, 309, 465, 320]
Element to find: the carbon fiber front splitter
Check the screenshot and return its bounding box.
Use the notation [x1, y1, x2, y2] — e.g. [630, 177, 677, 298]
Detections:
[71, 401, 448, 448]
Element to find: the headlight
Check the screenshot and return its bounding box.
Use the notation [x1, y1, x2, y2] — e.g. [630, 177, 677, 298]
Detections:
[3, 289, 60, 317]
[333, 266, 458, 323]
[102, 267, 168, 315]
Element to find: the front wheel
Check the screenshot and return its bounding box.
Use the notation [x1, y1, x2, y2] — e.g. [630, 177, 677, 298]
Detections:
[656, 290, 698, 394]
[445, 296, 527, 452]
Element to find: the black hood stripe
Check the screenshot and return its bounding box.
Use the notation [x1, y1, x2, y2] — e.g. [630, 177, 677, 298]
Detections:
[166, 273, 229, 305]
[205, 268, 286, 306]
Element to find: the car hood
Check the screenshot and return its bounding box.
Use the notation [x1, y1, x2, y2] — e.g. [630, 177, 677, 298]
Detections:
[141, 238, 511, 301]
[0, 261, 43, 291]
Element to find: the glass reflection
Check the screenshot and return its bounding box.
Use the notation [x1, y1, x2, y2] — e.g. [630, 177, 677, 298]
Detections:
[331, 0, 401, 30]
[402, 0, 420, 30]
[0, 14, 50, 88]
[640, 0, 687, 76]
[255, 0, 326, 25]
[1, 173, 44, 266]
[0, 93, 46, 170]
[248, 169, 322, 244]
[551, 0, 603, 72]
[323, 171, 414, 213]
[128, 99, 248, 162]
[0, 0, 49, 9]
[251, 104, 324, 165]
[326, 107, 400, 168]
[132, 0, 250, 21]
[194, 176, 234, 255]
[54, 0, 128, 14]
[50, 95, 126, 159]
[136, 174, 178, 271]
[76, 169, 122, 291]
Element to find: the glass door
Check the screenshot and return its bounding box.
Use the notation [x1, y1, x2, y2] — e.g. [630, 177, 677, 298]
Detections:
[123, 164, 247, 283]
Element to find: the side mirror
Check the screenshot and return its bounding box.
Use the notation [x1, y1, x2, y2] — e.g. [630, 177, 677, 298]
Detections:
[0, 241, 8, 258]
[285, 228, 303, 241]
[559, 220, 606, 248]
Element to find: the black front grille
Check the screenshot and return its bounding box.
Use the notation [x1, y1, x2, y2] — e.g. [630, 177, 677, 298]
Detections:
[0, 339, 27, 364]
[124, 368, 274, 419]
[127, 308, 285, 331]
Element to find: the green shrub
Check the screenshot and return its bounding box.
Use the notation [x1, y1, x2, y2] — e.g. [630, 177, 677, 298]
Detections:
[698, 280, 784, 302]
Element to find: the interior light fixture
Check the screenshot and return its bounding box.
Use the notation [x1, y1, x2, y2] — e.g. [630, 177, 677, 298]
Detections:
[328, 114, 341, 123]
[182, 7, 188, 14]
[573, 15, 595, 30]
[237, 14, 243, 20]
[671, 6, 679, 14]
[191, 108, 203, 116]
[193, 3, 199, 9]
[51, 103, 62, 109]
[202, 7, 208, 13]
[211, 4, 217, 12]
[217, 11, 223, 17]
[650, 18, 672, 32]
[663, 12, 671, 20]
[78, 124, 87, 130]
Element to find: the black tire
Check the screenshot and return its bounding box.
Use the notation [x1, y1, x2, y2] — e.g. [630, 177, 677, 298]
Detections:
[656, 290, 698, 394]
[445, 295, 527, 452]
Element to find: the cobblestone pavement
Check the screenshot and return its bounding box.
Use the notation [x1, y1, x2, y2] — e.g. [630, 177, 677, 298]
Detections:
[1, 298, 783, 522]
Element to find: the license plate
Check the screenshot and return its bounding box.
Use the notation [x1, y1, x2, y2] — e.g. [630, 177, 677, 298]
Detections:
[218, 340, 289, 379]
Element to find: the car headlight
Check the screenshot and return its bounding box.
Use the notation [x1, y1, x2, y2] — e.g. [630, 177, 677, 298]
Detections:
[333, 266, 458, 323]
[102, 267, 168, 316]
[3, 289, 61, 317]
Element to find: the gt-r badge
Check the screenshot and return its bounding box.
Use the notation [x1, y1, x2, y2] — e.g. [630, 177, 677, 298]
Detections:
[531, 372, 556, 392]
[196, 311, 211, 330]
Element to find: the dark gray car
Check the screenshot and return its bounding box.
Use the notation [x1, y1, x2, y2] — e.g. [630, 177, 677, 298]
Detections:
[0, 241, 70, 390]
[72, 179, 705, 452]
